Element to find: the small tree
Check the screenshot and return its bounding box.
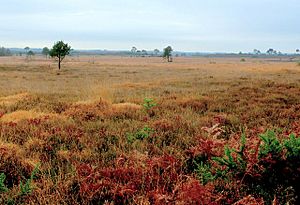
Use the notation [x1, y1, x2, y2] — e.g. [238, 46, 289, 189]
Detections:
[253, 49, 261, 55]
[24, 47, 30, 53]
[267, 48, 276, 55]
[49, 41, 71, 70]
[163, 46, 173, 62]
[296, 49, 300, 54]
[154, 49, 160, 56]
[131, 47, 137, 56]
[27, 50, 35, 59]
[24, 47, 30, 59]
[141, 49, 147, 56]
[42, 47, 50, 58]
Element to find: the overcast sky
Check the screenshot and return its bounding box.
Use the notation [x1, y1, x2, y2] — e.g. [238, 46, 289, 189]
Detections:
[0, 0, 299, 52]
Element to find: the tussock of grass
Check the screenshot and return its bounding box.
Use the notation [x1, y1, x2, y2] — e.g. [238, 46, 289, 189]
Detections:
[0, 93, 30, 106]
[0, 110, 45, 122]
[112, 102, 142, 110]
[0, 110, 69, 123]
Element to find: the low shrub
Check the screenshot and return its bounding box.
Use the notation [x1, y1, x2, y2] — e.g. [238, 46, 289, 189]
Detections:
[191, 130, 300, 204]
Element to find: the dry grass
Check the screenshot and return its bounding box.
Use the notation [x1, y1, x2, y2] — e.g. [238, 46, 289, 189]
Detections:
[0, 55, 300, 204]
[0, 110, 45, 122]
[1, 56, 299, 101]
[0, 93, 30, 106]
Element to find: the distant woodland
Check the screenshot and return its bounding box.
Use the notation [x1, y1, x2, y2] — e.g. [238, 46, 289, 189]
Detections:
[0, 47, 11, 56]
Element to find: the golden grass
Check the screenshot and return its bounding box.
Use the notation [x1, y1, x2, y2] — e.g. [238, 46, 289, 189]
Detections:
[0, 110, 69, 123]
[1, 56, 299, 101]
[0, 110, 45, 122]
[0, 92, 30, 106]
[1, 56, 300, 204]
[112, 102, 142, 111]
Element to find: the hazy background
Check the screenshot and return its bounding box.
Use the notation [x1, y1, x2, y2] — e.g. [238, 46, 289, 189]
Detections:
[0, 0, 299, 52]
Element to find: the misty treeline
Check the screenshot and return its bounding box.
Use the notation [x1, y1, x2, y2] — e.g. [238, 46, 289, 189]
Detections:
[0, 46, 11, 56]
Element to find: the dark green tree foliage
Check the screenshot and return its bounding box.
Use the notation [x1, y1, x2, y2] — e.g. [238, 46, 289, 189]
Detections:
[42, 47, 50, 58]
[27, 50, 35, 56]
[163, 46, 173, 62]
[266, 48, 277, 55]
[49, 41, 71, 70]
[141, 49, 147, 56]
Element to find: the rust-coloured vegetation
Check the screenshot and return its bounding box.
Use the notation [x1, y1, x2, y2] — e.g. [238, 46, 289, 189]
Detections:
[0, 56, 300, 204]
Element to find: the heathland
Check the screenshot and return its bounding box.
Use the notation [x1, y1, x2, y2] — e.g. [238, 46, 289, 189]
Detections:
[0, 56, 300, 204]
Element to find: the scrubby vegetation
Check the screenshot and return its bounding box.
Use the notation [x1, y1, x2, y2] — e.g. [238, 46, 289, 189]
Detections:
[0, 56, 300, 204]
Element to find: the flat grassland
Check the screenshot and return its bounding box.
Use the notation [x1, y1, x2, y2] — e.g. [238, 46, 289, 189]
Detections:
[0, 56, 300, 204]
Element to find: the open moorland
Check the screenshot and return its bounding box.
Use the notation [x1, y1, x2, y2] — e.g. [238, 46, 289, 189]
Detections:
[1, 56, 300, 204]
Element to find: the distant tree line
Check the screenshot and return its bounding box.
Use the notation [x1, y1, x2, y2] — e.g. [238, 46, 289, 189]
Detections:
[131, 46, 174, 62]
[251, 48, 300, 56]
[0, 46, 12, 56]
[131, 47, 162, 57]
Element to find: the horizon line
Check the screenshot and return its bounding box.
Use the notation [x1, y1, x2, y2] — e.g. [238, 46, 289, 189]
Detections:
[4, 47, 300, 55]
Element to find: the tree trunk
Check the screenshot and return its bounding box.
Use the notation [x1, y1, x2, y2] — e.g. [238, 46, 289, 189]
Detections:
[58, 57, 61, 70]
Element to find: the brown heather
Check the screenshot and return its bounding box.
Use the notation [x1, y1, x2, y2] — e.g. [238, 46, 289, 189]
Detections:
[0, 56, 300, 204]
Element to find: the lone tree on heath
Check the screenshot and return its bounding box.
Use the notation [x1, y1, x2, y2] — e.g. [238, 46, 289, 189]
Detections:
[131, 47, 137, 56]
[24, 47, 30, 53]
[42, 47, 50, 58]
[27, 50, 35, 59]
[49, 41, 71, 70]
[163, 46, 173, 62]
[24, 47, 30, 59]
